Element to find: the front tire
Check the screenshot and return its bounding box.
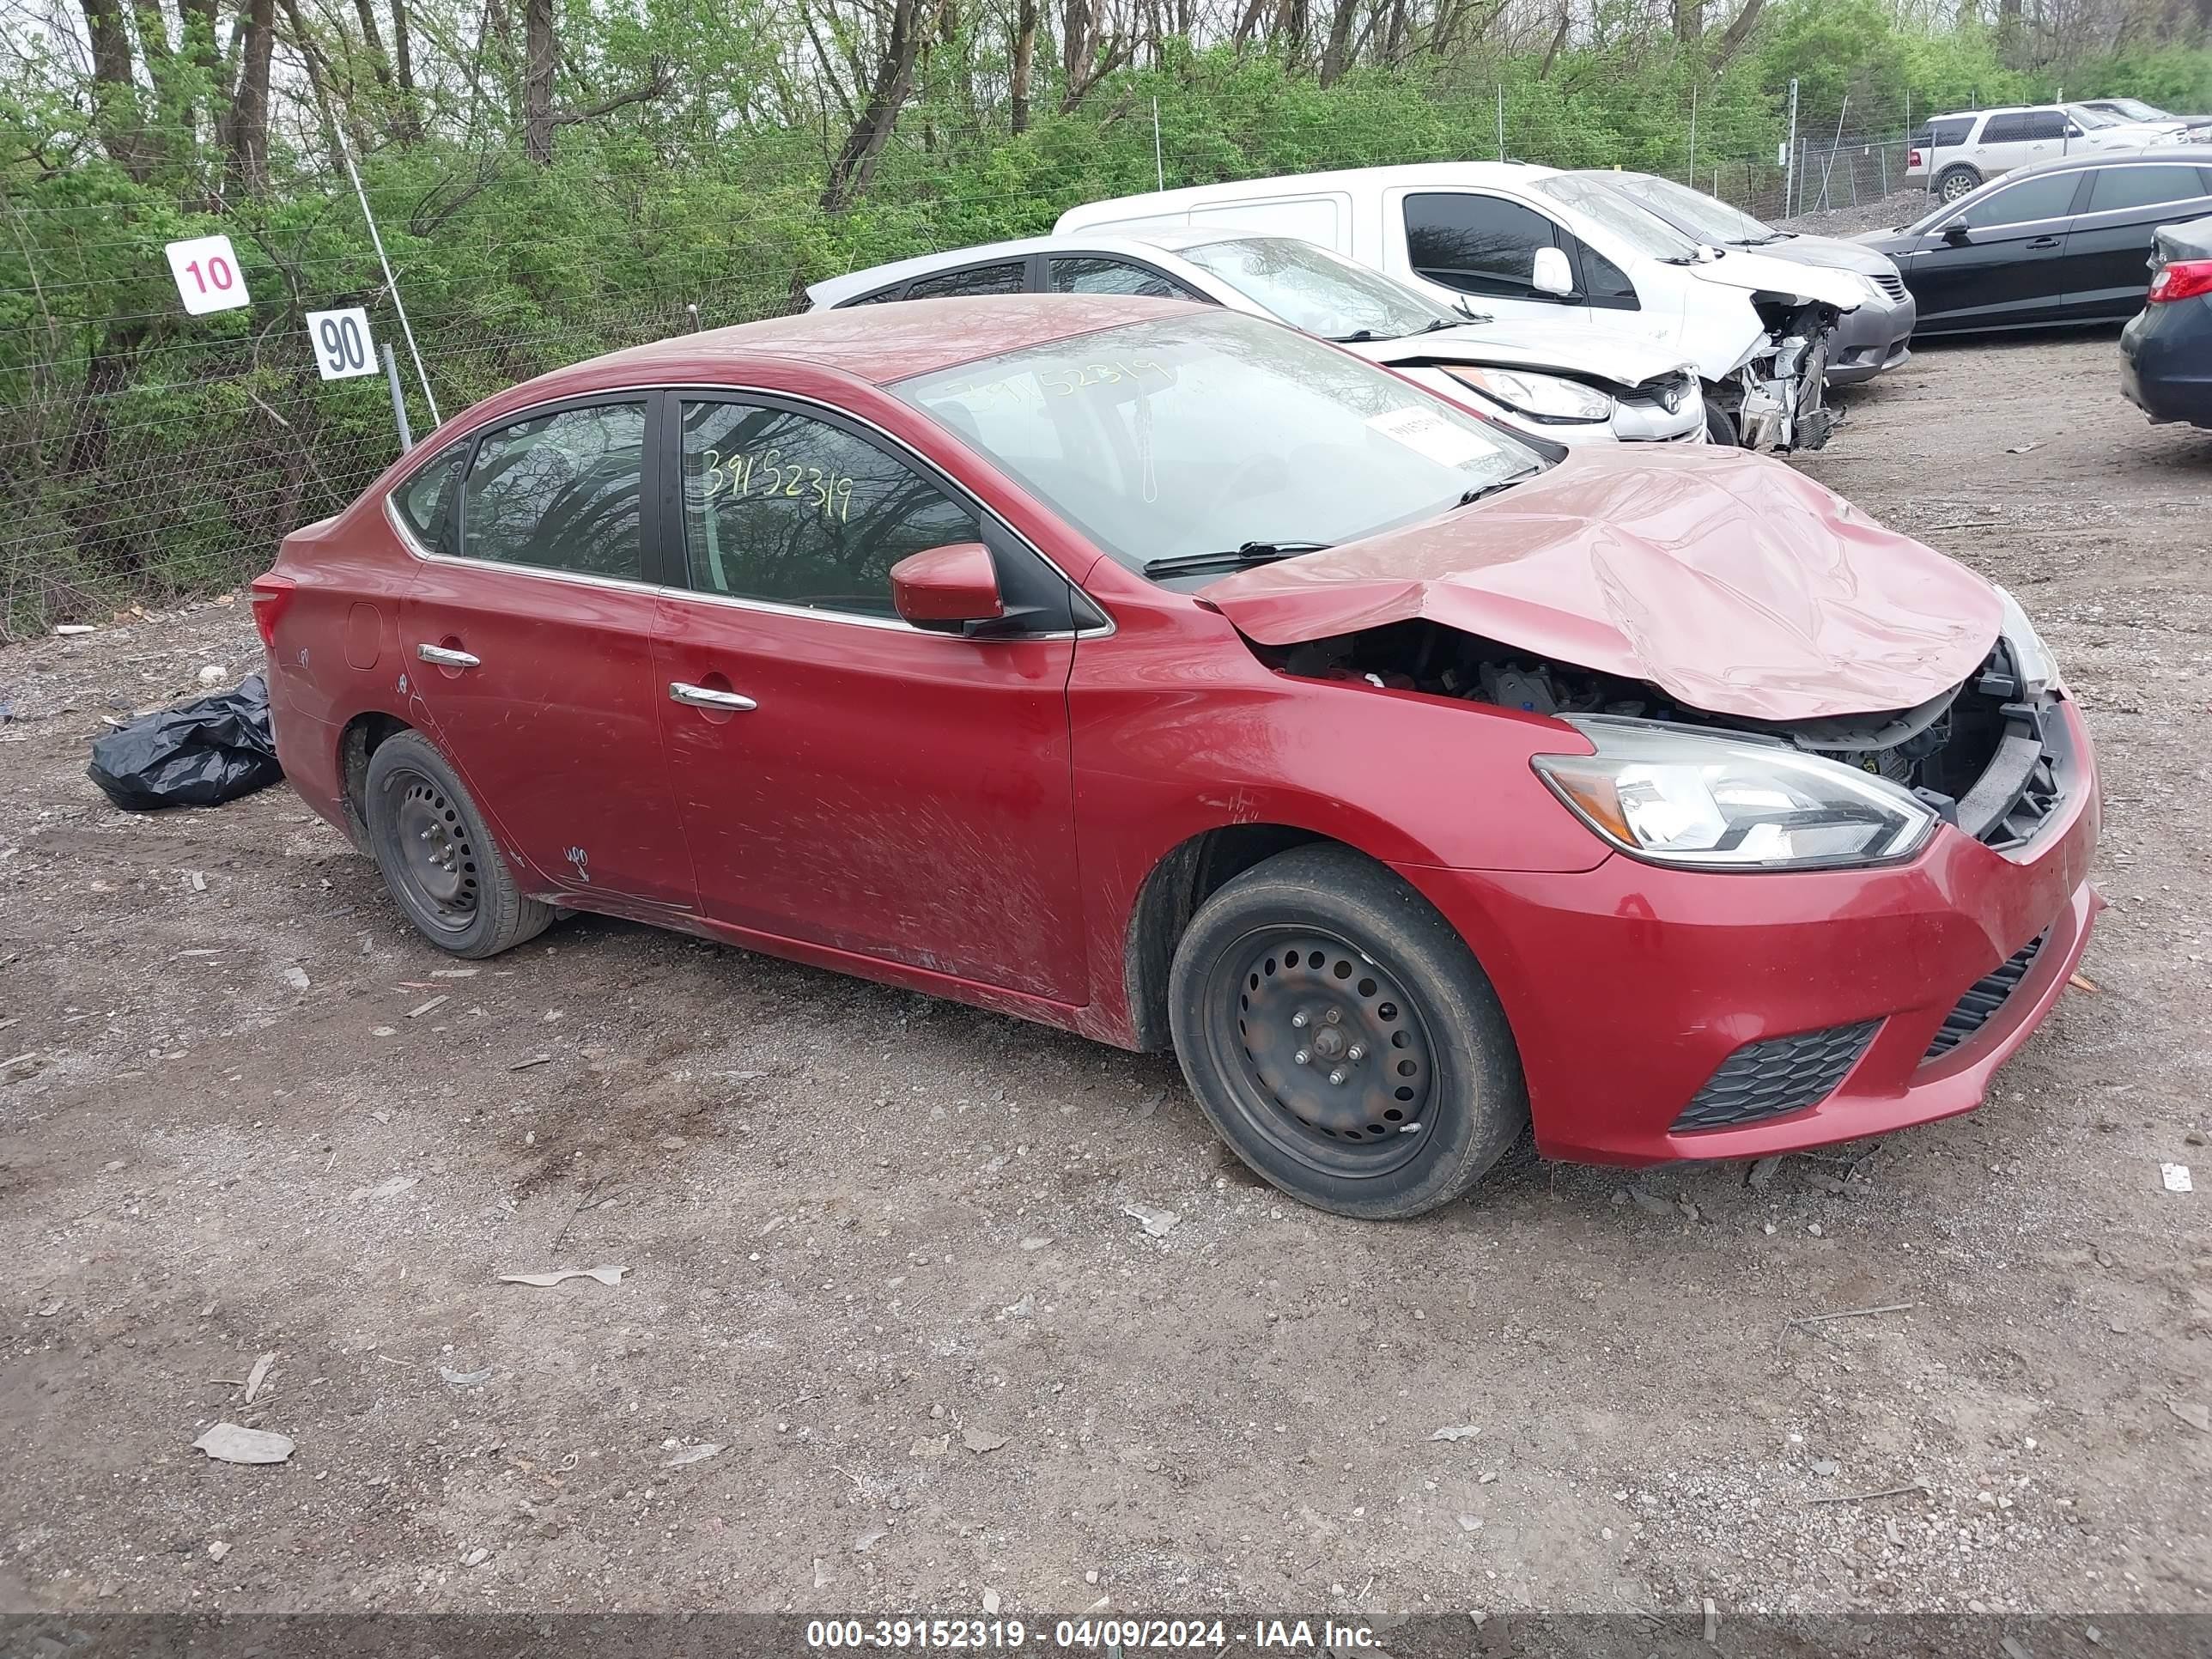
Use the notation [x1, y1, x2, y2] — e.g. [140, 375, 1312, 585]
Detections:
[362, 731, 552, 958]
[1704, 399, 1741, 447]
[1166, 845, 1528, 1219]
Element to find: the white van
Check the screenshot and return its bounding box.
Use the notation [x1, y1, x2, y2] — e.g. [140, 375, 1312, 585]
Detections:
[1054, 161, 1868, 448]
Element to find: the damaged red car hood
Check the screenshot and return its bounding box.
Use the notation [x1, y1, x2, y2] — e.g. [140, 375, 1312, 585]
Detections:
[1202, 447, 2003, 722]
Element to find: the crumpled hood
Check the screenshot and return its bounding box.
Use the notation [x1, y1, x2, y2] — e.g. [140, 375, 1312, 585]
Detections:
[1682, 246, 1864, 312]
[1353, 319, 1692, 391]
[1203, 447, 2003, 723]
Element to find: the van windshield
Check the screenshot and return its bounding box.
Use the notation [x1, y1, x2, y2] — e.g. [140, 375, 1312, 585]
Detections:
[895, 311, 1544, 577]
[1588, 172, 1777, 246]
[1177, 234, 1457, 340]
[1533, 174, 1705, 261]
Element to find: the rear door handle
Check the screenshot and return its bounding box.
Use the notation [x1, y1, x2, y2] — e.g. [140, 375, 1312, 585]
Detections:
[415, 643, 480, 669]
[669, 681, 757, 712]
[2027, 235, 2062, 249]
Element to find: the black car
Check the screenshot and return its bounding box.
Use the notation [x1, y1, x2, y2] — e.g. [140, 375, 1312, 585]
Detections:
[2122, 211, 2212, 428]
[1857, 148, 2212, 336]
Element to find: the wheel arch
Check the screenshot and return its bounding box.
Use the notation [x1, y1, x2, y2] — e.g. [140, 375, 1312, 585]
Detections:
[336, 708, 416, 847]
[1122, 823, 1375, 1053]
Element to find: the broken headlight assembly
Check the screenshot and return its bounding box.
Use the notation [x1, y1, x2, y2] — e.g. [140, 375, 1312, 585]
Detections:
[1992, 584, 2058, 697]
[1442, 366, 1613, 425]
[1532, 716, 1938, 870]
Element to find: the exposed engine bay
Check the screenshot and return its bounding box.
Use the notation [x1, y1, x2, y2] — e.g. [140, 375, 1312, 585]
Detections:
[1262, 618, 2069, 852]
[1720, 295, 1845, 452]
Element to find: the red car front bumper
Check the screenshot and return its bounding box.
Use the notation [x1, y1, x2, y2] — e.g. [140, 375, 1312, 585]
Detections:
[1402, 700, 2102, 1166]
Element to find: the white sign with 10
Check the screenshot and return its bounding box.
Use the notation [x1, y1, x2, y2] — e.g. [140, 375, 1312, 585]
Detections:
[164, 234, 251, 316]
[305, 307, 379, 381]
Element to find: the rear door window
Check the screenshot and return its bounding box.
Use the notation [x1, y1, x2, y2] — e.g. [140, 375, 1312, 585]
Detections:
[1047, 256, 1197, 300]
[1405, 192, 1560, 299]
[905, 261, 1028, 300]
[2084, 164, 2210, 212]
[459, 402, 647, 581]
[1980, 113, 2032, 144]
[2024, 109, 2069, 139]
[1955, 171, 2083, 228]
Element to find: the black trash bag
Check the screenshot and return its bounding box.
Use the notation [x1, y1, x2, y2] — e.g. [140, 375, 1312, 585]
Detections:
[87, 672, 284, 811]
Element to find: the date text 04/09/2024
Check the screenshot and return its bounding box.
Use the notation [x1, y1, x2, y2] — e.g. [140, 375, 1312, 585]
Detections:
[802, 1619, 1382, 1650]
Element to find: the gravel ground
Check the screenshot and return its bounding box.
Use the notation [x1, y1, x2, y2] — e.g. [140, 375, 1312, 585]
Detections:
[1778, 188, 1930, 238]
[2, 331, 2209, 1621]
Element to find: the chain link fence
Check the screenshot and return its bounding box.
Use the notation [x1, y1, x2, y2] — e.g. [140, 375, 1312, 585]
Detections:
[0, 89, 1939, 641]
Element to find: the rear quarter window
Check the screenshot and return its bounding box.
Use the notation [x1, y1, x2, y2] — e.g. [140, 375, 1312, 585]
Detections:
[391, 445, 464, 551]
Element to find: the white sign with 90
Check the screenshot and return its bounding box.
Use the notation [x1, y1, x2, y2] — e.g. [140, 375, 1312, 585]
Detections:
[304, 307, 378, 381]
[164, 234, 250, 315]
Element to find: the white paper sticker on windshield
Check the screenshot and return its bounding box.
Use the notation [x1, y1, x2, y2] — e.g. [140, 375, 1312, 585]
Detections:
[1366, 405, 1491, 470]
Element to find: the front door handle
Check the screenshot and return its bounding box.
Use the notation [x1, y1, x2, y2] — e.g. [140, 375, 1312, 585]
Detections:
[2026, 235, 2063, 249]
[669, 681, 757, 712]
[416, 642, 480, 669]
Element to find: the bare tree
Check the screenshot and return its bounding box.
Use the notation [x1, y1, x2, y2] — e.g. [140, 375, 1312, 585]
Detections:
[821, 0, 936, 210]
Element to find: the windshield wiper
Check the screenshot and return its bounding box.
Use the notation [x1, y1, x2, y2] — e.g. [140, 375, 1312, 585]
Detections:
[1329, 329, 1381, 343]
[1142, 540, 1332, 577]
[1456, 471, 1541, 508]
[1416, 317, 1461, 333]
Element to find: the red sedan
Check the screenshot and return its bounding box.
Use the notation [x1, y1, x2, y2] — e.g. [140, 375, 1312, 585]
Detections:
[254, 296, 2100, 1218]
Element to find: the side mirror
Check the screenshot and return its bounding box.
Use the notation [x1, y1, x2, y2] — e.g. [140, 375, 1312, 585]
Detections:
[1530, 246, 1577, 298]
[1941, 222, 1972, 246]
[890, 542, 1004, 633]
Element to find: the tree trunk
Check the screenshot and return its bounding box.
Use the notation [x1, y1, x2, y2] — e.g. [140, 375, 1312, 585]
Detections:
[1317, 0, 1357, 85]
[1536, 2, 1568, 75]
[523, 0, 555, 162]
[390, 0, 423, 138]
[1009, 0, 1038, 133]
[1381, 0, 1407, 62]
[819, 0, 931, 213]
[353, 0, 394, 88]
[1672, 0, 1703, 44]
[1231, 0, 1267, 48]
[76, 0, 150, 179]
[1710, 0, 1765, 66]
[217, 0, 275, 189]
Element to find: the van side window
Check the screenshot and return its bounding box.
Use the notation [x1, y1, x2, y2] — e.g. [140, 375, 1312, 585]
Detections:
[1404, 193, 1561, 301]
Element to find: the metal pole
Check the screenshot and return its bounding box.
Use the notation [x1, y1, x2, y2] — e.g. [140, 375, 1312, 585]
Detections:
[381, 342, 413, 453]
[1784, 78, 1800, 217]
[332, 125, 440, 428]
[1152, 97, 1164, 191]
[1496, 83, 1505, 162]
[1687, 82, 1698, 185]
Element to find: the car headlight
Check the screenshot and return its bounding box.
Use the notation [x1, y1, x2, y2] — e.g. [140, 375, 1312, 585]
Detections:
[1443, 366, 1614, 424]
[1991, 584, 2057, 697]
[1531, 716, 1938, 870]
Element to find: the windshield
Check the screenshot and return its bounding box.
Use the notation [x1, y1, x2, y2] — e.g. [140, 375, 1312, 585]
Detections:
[1178, 234, 1455, 340]
[1590, 171, 1776, 245]
[1532, 174, 1704, 260]
[2066, 104, 2123, 128]
[894, 312, 1543, 575]
[2110, 98, 2170, 121]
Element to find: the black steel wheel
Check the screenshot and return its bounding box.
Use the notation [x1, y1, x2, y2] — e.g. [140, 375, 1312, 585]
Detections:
[362, 731, 551, 958]
[1168, 845, 1528, 1219]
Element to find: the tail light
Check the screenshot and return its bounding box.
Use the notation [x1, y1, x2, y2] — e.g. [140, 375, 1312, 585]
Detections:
[1907, 147, 1923, 168]
[249, 573, 297, 652]
[2148, 258, 2212, 303]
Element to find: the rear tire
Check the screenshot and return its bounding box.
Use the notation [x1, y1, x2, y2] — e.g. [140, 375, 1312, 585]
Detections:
[1166, 845, 1528, 1220]
[1936, 165, 1981, 203]
[362, 731, 552, 958]
[1704, 399, 1741, 446]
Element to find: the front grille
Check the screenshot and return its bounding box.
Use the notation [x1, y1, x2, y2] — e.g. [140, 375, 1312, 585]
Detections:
[1873, 272, 1909, 302]
[1673, 1020, 1881, 1133]
[1615, 372, 1693, 412]
[1923, 933, 2047, 1060]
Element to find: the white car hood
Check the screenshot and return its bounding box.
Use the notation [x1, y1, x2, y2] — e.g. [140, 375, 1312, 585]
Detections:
[1350, 319, 1691, 390]
[1680, 247, 1863, 311]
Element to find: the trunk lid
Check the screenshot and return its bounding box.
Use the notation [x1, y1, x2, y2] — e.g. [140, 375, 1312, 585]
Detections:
[1201, 447, 2002, 723]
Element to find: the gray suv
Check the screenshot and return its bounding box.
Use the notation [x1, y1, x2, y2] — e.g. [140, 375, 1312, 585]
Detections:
[1575, 170, 1917, 386]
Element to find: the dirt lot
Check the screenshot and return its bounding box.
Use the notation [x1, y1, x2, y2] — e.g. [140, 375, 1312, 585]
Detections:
[2, 330, 2209, 1623]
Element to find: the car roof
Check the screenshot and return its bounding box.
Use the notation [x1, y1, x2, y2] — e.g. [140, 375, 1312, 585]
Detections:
[489, 295, 1204, 406]
[805, 228, 1245, 306]
[1059, 160, 1557, 225]
[804, 223, 1330, 307]
[1996, 143, 2212, 182]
